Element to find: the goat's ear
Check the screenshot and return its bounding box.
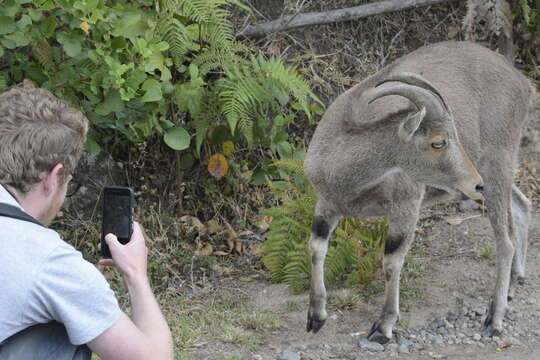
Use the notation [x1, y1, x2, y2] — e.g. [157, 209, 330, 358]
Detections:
[398, 106, 426, 142]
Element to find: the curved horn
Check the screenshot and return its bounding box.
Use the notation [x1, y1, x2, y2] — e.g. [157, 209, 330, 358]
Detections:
[375, 72, 450, 113]
[366, 83, 446, 118]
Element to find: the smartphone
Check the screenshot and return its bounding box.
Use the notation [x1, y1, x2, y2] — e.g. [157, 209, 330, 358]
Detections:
[101, 186, 134, 259]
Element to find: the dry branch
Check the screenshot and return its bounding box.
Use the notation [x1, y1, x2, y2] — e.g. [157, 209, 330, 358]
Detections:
[237, 0, 464, 38]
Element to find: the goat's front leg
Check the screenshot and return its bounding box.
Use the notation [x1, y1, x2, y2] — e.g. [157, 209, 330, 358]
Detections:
[306, 204, 340, 333]
[483, 178, 515, 337]
[368, 208, 420, 344]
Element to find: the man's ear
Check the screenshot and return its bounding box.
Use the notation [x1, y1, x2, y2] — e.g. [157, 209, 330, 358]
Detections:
[43, 163, 64, 195]
[398, 106, 426, 142]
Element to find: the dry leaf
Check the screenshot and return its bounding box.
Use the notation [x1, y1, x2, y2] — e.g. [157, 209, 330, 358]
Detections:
[80, 21, 90, 35]
[446, 214, 481, 225]
[240, 170, 253, 182]
[180, 215, 207, 235]
[222, 141, 235, 157]
[196, 243, 213, 256]
[22, 79, 36, 89]
[238, 230, 254, 237]
[212, 263, 232, 275]
[234, 237, 242, 254]
[180, 242, 194, 251]
[206, 219, 221, 235]
[238, 276, 255, 282]
[208, 153, 228, 179]
[255, 215, 273, 232]
[249, 243, 264, 257]
[213, 250, 230, 256]
[224, 221, 242, 254]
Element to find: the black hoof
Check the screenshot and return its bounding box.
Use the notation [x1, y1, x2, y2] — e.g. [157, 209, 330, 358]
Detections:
[367, 325, 390, 344]
[306, 311, 326, 333]
[482, 325, 501, 337]
[483, 300, 502, 337]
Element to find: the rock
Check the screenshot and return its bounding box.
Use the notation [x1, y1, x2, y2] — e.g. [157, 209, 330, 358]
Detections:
[397, 337, 413, 347]
[252, 355, 263, 360]
[277, 350, 301, 360]
[387, 343, 398, 352]
[358, 338, 385, 352]
[459, 199, 480, 211]
[472, 305, 485, 316]
[397, 344, 410, 354]
[473, 333, 482, 341]
[437, 327, 449, 336]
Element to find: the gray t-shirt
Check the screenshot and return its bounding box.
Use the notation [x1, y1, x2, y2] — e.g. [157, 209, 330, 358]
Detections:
[0, 185, 121, 345]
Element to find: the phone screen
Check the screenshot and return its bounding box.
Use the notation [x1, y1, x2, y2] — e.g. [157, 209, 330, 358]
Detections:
[101, 187, 133, 258]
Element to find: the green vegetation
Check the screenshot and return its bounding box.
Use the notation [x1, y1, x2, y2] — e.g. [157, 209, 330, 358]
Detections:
[262, 159, 387, 293]
[0, 0, 321, 179]
[479, 244, 496, 264]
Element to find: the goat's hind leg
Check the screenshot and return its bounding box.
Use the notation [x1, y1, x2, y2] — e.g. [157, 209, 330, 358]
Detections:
[368, 206, 421, 344]
[306, 201, 340, 333]
[508, 184, 531, 300]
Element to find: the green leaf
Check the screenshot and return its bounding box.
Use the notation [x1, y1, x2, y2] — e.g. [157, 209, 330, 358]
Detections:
[210, 125, 228, 146]
[40, 0, 55, 10]
[179, 153, 195, 169]
[95, 90, 124, 115]
[112, 11, 145, 39]
[56, 32, 83, 57]
[193, 119, 209, 157]
[276, 141, 293, 159]
[272, 131, 288, 145]
[4, 30, 30, 47]
[110, 37, 127, 50]
[17, 15, 32, 28]
[164, 126, 190, 150]
[28, 8, 43, 22]
[85, 137, 101, 155]
[2, 1, 20, 17]
[141, 79, 162, 102]
[251, 170, 266, 185]
[0, 17, 16, 35]
[39, 17, 57, 37]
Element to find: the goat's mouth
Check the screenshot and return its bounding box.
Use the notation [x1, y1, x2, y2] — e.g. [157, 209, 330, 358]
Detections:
[456, 183, 484, 201]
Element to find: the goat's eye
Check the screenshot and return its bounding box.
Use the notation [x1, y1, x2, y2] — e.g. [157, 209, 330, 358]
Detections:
[431, 139, 447, 149]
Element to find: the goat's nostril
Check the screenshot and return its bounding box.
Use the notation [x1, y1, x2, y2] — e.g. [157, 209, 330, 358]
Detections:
[475, 184, 484, 193]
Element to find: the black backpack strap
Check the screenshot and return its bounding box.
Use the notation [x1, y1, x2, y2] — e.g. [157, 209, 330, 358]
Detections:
[0, 203, 44, 227]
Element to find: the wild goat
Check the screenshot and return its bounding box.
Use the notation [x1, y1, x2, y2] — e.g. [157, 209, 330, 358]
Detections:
[304, 41, 537, 343]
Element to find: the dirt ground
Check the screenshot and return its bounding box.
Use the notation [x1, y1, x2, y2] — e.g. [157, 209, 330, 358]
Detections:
[188, 86, 540, 360]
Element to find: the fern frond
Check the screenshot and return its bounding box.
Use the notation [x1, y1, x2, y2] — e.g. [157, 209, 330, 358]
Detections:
[31, 39, 55, 69]
[262, 161, 388, 294]
[157, 18, 194, 63]
[0, 73, 7, 92]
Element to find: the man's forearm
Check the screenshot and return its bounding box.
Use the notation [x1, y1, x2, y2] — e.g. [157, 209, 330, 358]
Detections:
[126, 275, 173, 359]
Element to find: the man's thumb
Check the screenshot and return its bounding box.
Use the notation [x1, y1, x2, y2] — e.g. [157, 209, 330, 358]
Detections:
[105, 233, 120, 249]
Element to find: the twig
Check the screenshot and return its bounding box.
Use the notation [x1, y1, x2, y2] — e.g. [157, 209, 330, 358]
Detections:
[54, 77, 91, 88]
[237, 0, 464, 38]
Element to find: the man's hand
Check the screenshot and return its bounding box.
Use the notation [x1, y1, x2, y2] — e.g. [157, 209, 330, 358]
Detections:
[99, 222, 148, 283]
[91, 222, 173, 360]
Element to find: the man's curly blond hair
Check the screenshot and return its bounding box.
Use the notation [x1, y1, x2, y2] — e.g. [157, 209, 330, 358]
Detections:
[0, 87, 89, 193]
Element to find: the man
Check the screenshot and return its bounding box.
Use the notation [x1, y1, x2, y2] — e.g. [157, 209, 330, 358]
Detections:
[0, 86, 174, 359]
